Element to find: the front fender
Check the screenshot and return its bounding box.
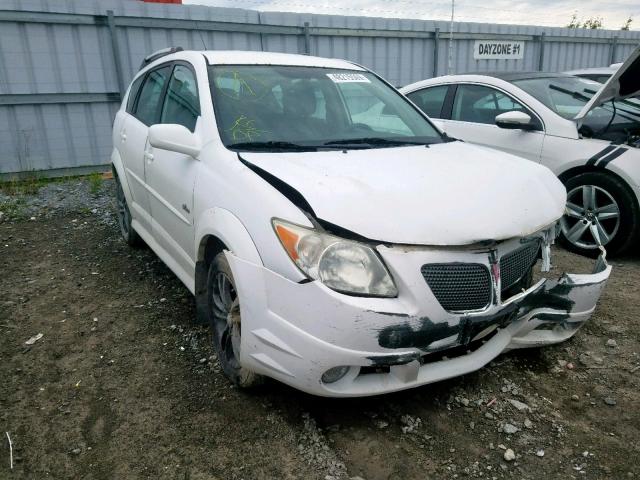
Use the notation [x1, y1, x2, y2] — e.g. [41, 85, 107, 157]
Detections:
[195, 207, 262, 265]
[193, 207, 262, 324]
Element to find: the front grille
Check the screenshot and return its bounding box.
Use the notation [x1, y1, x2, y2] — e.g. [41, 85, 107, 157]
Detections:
[500, 241, 540, 292]
[421, 263, 492, 312]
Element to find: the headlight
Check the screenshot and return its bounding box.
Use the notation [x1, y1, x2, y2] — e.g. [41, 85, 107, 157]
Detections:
[272, 219, 398, 297]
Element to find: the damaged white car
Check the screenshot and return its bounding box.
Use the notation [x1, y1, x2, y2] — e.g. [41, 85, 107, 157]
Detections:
[112, 49, 611, 397]
[401, 46, 640, 257]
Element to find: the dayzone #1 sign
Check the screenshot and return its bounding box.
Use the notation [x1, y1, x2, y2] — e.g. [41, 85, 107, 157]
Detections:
[473, 41, 524, 60]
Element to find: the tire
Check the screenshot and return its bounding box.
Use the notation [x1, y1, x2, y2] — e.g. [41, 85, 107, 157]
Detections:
[559, 172, 639, 257]
[115, 174, 143, 247]
[206, 252, 263, 389]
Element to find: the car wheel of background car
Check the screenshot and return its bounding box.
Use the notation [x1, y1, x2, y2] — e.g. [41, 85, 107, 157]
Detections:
[207, 252, 263, 389]
[115, 175, 143, 247]
[559, 172, 639, 256]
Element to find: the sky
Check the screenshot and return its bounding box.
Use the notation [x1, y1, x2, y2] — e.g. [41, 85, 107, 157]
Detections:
[184, 0, 639, 30]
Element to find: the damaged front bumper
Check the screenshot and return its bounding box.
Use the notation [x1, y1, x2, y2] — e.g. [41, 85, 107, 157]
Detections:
[226, 241, 611, 397]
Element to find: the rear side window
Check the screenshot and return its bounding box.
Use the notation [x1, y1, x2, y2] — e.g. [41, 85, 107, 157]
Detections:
[134, 66, 171, 126]
[406, 85, 448, 118]
[125, 75, 145, 113]
[160, 64, 200, 131]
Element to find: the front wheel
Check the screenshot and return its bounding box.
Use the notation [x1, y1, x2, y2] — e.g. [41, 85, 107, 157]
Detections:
[207, 252, 263, 389]
[559, 172, 638, 256]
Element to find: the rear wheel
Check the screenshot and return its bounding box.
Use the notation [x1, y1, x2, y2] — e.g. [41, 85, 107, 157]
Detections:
[207, 252, 263, 389]
[559, 172, 638, 256]
[115, 175, 143, 247]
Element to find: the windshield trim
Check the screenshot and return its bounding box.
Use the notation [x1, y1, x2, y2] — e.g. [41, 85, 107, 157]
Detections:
[207, 64, 444, 153]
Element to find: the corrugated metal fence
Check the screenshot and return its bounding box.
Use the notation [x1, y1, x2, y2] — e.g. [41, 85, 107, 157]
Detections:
[1, 0, 639, 177]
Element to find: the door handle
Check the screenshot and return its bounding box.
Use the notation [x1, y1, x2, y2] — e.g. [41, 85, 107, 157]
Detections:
[120, 131, 127, 142]
[144, 151, 154, 162]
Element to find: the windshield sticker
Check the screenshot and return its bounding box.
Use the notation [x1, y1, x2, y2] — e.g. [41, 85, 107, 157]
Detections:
[227, 115, 267, 142]
[326, 73, 370, 83]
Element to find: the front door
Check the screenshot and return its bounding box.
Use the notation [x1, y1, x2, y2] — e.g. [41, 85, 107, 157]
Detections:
[441, 83, 545, 162]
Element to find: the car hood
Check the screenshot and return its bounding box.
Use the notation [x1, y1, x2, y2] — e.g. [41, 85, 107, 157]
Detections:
[575, 44, 640, 121]
[241, 141, 566, 245]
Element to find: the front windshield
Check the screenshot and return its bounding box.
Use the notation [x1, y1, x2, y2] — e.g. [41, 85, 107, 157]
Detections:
[208, 65, 443, 151]
[513, 76, 640, 132]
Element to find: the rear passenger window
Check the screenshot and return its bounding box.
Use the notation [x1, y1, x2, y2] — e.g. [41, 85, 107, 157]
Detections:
[134, 66, 171, 126]
[160, 65, 200, 132]
[125, 75, 145, 114]
[406, 85, 448, 118]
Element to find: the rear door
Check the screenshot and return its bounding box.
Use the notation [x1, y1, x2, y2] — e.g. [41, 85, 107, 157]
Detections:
[144, 63, 201, 275]
[442, 83, 545, 162]
[120, 65, 172, 233]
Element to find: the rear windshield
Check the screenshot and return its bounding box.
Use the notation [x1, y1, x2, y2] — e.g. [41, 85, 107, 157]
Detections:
[208, 65, 443, 151]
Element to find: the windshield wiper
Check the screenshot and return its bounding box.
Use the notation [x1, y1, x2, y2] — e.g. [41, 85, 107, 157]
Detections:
[549, 84, 592, 101]
[227, 141, 317, 152]
[323, 137, 432, 148]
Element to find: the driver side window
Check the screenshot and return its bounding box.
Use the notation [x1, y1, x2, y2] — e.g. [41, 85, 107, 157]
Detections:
[160, 64, 200, 132]
[452, 84, 529, 125]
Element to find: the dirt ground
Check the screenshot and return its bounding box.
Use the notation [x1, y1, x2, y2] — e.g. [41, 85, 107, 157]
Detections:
[1, 177, 639, 480]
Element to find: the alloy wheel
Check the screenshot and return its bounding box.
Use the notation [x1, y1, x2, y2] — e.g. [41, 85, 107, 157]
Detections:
[561, 185, 620, 250]
[211, 271, 242, 366]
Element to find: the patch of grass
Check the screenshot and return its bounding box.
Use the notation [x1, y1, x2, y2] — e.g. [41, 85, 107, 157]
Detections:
[88, 172, 103, 195]
[0, 197, 28, 221]
[0, 171, 109, 197]
[0, 173, 49, 196]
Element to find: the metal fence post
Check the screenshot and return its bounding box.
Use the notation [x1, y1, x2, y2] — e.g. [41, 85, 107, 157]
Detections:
[257, 12, 265, 51]
[609, 35, 618, 64]
[106, 10, 125, 99]
[303, 22, 311, 55]
[433, 27, 440, 78]
[537, 32, 546, 71]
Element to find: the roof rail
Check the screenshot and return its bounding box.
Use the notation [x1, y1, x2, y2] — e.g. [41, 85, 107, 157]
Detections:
[139, 47, 184, 70]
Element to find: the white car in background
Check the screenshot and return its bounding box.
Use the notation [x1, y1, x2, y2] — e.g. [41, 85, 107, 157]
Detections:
[401, 46, 640, 256]
[565, 62, 622, 84]
[112, 48, 611, 397]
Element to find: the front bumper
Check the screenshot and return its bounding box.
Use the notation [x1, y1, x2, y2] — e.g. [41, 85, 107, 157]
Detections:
[226, 243, 611, 397]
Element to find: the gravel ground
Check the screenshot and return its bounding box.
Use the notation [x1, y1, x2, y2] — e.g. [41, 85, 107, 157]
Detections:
[1, 177, 639, 480]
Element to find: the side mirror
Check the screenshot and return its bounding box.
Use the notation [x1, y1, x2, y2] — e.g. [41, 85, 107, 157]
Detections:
[495, 111, 535, 130]
[149, 124, 201, 158]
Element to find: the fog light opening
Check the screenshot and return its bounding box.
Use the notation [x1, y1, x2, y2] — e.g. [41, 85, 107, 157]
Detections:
[321, 366, 350, 384]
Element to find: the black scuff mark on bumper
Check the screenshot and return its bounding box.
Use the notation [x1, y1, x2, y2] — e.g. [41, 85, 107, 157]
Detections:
[373, 279, 578, 353]
[366, 352, 422, 367]
[376, 316, 460, 351]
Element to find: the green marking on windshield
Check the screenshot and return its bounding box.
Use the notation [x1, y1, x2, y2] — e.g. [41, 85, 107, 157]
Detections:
[216, 70, 269, 100]
[227, 115, 268, 141]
